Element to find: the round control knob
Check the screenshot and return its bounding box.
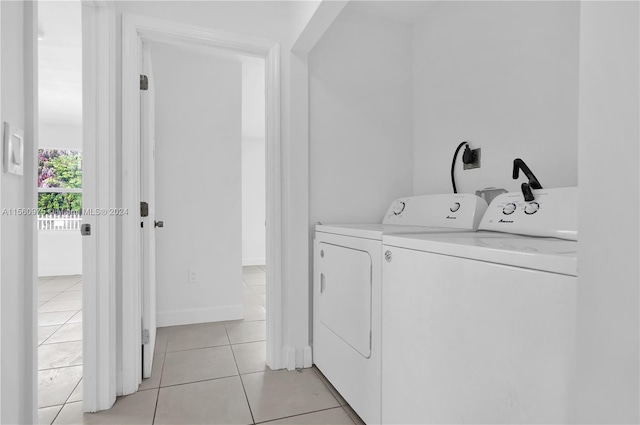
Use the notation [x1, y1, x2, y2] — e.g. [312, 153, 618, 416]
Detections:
[524, 201, 540, 215]
[450, 202, 461, 213]
[393, 201, 406, 216]
[502, 203, 517, 215]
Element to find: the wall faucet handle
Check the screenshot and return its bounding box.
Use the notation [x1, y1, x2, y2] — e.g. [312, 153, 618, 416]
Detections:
[521, 183, 535, 202]
[513, 158, 542, 189]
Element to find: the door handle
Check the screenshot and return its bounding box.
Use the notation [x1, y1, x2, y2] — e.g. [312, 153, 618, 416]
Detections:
[320, 273, 326, 293]
[154, 220, 164, 228]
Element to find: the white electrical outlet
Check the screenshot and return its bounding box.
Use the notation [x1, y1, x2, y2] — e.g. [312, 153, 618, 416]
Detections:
[188, 269, 198, 284]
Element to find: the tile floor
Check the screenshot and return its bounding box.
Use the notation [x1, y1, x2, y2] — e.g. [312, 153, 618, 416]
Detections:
[38, 274, 84, 420]
[38, 266, 363, 425]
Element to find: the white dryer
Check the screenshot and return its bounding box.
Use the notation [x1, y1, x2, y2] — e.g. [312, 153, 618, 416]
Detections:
[381, 187, 578, 424]
[313, 194, 488, 425]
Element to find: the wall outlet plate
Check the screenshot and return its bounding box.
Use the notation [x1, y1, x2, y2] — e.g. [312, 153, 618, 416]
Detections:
[463, 148, 481, 170]
[188, 269, 198, 284]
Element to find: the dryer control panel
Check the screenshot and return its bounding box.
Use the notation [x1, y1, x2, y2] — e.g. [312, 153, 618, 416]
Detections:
[382, 194, 488, 230]
[479, 187, 577, 240]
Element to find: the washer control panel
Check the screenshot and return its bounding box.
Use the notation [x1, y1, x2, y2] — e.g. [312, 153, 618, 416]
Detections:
[479, 187, 577, 240]
[383, 194, 488, 230]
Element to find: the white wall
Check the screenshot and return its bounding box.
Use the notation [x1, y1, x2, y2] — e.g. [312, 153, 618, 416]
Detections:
[242, 137, 266, 265]
[38, 123, 82, 150]
[241, 58, 266, 266]
[242, 58, 265, 140]
[38, 231, 82, 276]
[412, 1, 580, 195]
[574, 2, 639, 422]
[150, 42, 243, 327]
[308, 2, 414, 226]
[1, 1, 37, 423]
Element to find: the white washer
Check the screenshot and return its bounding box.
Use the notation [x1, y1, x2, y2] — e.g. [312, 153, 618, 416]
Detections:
[381, 187, 578, 424]
[313, 194, 488, 425]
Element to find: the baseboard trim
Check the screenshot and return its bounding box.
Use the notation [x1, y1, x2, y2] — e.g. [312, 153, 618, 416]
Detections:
[280, 345, 313, 370]
[157, 304, 244, 327]
[302, 345, 313, 368]
[283, 346, 296, 371]
[242, 257, 266, 266]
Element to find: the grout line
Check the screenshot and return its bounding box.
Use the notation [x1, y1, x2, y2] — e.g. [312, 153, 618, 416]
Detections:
[39, 331, 83, 346]
[41, 338, 82, 346]
[157, 373, 240, 390]
[226, 320, 256, 424]
[238, 370, 269, 377]
[151, 386, 161, 424]
[156, 338, 168, 394]
[230, 339, 266, 347]
[38, 324, 64, 346]
[60, 377, 82, 407]
[164, 342, 232, 354]
[46, 404, 64, 425]
[253, 406, 348, 425]
[38, 401, 68, 410]
[38, 363, 83, 373]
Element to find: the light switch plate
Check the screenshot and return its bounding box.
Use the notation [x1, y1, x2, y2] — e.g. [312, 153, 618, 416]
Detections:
[3, 122, 24, 175]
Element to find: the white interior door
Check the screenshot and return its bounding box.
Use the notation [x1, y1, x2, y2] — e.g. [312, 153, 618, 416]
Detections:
[141, 43, 157, 378]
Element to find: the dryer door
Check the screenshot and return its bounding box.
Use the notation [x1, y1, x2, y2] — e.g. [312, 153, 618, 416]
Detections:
[317, 242, 372, 358]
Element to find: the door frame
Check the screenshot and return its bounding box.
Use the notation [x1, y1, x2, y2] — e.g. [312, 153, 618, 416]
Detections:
[81, 0, 117, 413]
[121, 13, 282, 395]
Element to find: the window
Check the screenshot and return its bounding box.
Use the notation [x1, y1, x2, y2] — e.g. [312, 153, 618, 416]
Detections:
[38, 149, 82, 217]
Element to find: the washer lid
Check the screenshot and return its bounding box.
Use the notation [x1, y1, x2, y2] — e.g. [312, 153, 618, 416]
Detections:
[315, 224, 472, 241]
[383, 232, 577, 276]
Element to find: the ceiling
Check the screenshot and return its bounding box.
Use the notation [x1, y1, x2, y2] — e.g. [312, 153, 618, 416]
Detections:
[38, 0, 82, 127]
[350, 1, 438, 25]
[36, 0, 434, 128]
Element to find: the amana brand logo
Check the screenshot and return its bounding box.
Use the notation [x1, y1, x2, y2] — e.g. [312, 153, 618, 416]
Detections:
[499, 219, 514, 223]
[446, 215, 457, 219]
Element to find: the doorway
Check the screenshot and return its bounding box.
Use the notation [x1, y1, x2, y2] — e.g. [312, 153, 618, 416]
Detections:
[139, 39, 268, 384]
[121, 13, 282, 394]
[36, 2, 84, 423]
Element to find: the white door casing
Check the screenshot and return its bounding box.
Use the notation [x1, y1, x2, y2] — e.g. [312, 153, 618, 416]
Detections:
[140, 43, 157, 378]
[81, 1, 117, 412]
[121, 13, 281, 394]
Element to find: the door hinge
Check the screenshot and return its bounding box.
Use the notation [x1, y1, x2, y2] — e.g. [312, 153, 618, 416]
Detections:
[140, 74, 149, 91]
[141, 201, 149, 217]
[142, 329, 150, 345]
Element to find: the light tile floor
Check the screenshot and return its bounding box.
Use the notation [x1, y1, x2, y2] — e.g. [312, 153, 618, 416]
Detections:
[38, 275, 84, 415]
[39, 267, 364, 425]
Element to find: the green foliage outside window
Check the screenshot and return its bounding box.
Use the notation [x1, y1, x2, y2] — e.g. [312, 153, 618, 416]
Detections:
[38, 149, 83, 215]
[38, 193, 83, 214]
